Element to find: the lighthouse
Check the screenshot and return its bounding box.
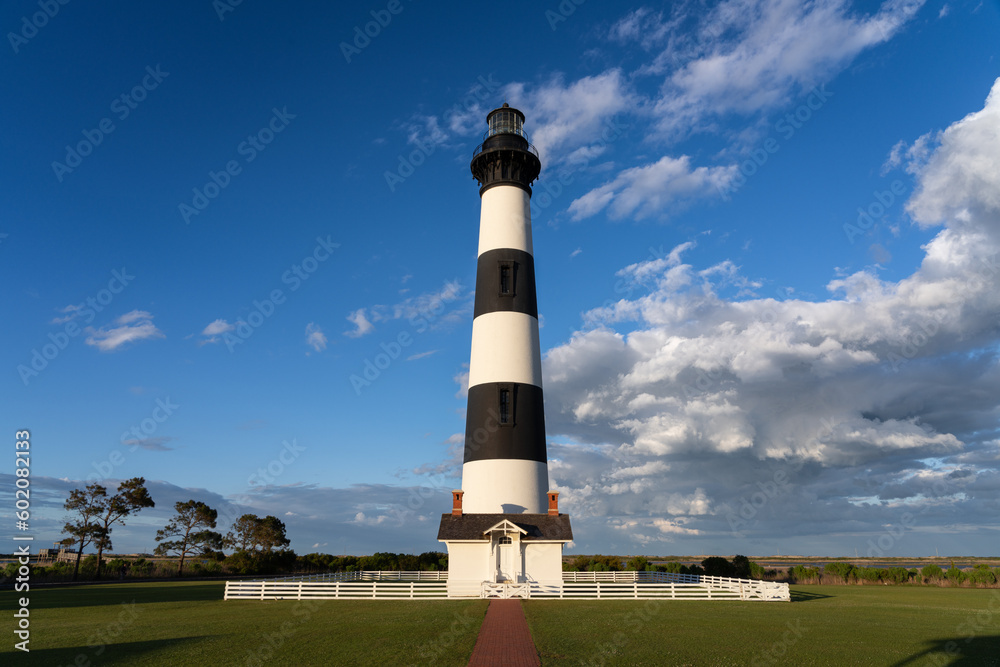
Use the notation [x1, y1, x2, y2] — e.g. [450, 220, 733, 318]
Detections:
[438, 103, 572, 598]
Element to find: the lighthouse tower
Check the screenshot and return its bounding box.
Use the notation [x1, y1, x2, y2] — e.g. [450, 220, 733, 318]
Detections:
[438, 104, 572, 598]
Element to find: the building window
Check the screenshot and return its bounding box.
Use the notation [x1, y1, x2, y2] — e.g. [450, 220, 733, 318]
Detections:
[499, 389, 511, 424]
[498, 260, 515, 296]
[499, 536, 512, 545]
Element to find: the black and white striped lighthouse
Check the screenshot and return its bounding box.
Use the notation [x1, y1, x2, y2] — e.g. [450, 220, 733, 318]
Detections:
[438, 104, 571, 597]
[461, 103, 547, 514]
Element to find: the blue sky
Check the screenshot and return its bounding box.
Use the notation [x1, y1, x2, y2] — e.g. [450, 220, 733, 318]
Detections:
[3, 0, 999, 558]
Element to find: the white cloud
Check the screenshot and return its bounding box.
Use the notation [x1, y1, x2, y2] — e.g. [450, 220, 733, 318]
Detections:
[503, 70, 635, 164]
[538, 79, 1000, 550]
[343, 308, 374, 338]
[85, 310, 164, 352]
[569, 156, 737, 221]
[198, 318, 234, 345]
[649, 0, 926, 136]
[347, 281, 468, 339]
[202, 319, 233, 336]
[305, 323, 328, 352]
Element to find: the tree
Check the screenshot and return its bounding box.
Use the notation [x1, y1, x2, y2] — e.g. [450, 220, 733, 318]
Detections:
[224, 514, 290, 553]
[155, 500, 223, 576]
[62, 484, 107, 581]
[701, 556, 734, 577]
[92, 477, 155, 580]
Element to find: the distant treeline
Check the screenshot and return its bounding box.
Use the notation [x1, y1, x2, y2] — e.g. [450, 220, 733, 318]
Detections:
[6, 551, 450, 583]
[564, 554, 766, 579]
[786, 562, 1000, 587]
[564, 555, 1000, 588]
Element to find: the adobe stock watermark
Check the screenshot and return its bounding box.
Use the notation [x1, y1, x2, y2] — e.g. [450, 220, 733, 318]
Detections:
[726, 416, 838, 538]
[843, 180, 907, 244]
[87, 397, 180, 483]
[7, 0, 71, 54]
[222, 235, 339, 351]
[885, 311, 947, 373]
[17, 268, 134, 386]
[384, 74, 503, 192]
[349, 284, 459, 394]
[583, 600, 661, 667]
[178, 107, 296, 224]
[862, 473, 962, 558]
[717, 85, 833, 202]
[247, 439, 306, 487]
[750, 619, 806, 666]
[384, 472, 452, 525]
[213, 0, 246, 21]
[244, 598, 324, 666]
[339, 0, 408, 64]
[52, 65, 170, 182]
[531, 115, 630, 220]
[411, 608, 478, 665]
[546, 0, 586, 31]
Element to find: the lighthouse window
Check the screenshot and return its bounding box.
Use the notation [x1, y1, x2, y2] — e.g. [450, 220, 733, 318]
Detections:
[499, 389, 511, 424]
[498, 261, 515, 296]
[499, 536, 512, 545]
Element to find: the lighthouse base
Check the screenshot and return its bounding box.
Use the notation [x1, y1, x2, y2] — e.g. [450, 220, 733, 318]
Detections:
[437, 512, 572, 598]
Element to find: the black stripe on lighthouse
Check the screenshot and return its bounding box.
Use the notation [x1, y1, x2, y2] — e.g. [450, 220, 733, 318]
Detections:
[473, 249, 538, 318]
[464, 382, 546, 463]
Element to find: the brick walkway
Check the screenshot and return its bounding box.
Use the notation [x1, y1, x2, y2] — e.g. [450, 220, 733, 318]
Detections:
[466, 599, 540, 667]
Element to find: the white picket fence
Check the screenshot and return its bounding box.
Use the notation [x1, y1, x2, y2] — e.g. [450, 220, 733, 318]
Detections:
[224, 569, 789, 601]
[224, 571, 449, 600]
[546, 571, 789, 601]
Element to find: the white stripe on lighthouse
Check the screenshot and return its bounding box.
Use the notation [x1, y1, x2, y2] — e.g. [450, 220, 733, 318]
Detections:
[467, 311, 542, 389]
[477, 186, 533, 256]
[461, 459, 548, 514]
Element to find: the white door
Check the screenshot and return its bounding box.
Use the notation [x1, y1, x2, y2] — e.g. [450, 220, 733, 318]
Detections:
[498, 536, 515, 581]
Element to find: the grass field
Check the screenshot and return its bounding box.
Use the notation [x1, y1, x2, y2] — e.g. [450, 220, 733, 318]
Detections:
[3, 582, 998, 665]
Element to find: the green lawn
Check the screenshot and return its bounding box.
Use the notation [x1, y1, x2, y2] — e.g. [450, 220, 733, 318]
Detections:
[3, 582, 998, 666]
[2, 581, 485, 666]
[523, 586, 1000, 666]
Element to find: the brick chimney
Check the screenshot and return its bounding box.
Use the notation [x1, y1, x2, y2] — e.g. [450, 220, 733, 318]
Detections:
[452, 490, 464, 516]
[547, 491, 559, 516]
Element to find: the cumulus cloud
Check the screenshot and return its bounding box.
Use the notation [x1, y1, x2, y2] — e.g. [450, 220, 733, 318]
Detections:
[648, 0, 926, 136]
[305, 322, 328, 352]
[540, 79, 1000, 553]
[569, 157, 737, 220]
[199, 318, 234, 345]
[503, 70, 636, 163]
[85, 310, 164, 352]
[343, 308, 374, 338]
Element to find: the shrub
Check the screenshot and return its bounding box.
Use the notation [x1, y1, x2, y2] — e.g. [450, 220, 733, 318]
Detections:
[659, 562, 684, 574]
[945, 566, 966, 585]
[749, 561, 766, 580]
[886, 567, 911, 584]
[788, 565, 821, 583]
[824, 562, 854, 583]
[921, 564, 943, 581]
[967, 565, 996, 586]
[626, 556, 650, 571]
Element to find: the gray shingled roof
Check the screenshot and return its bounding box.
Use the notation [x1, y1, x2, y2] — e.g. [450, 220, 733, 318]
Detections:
[437, 513, 573, 541]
